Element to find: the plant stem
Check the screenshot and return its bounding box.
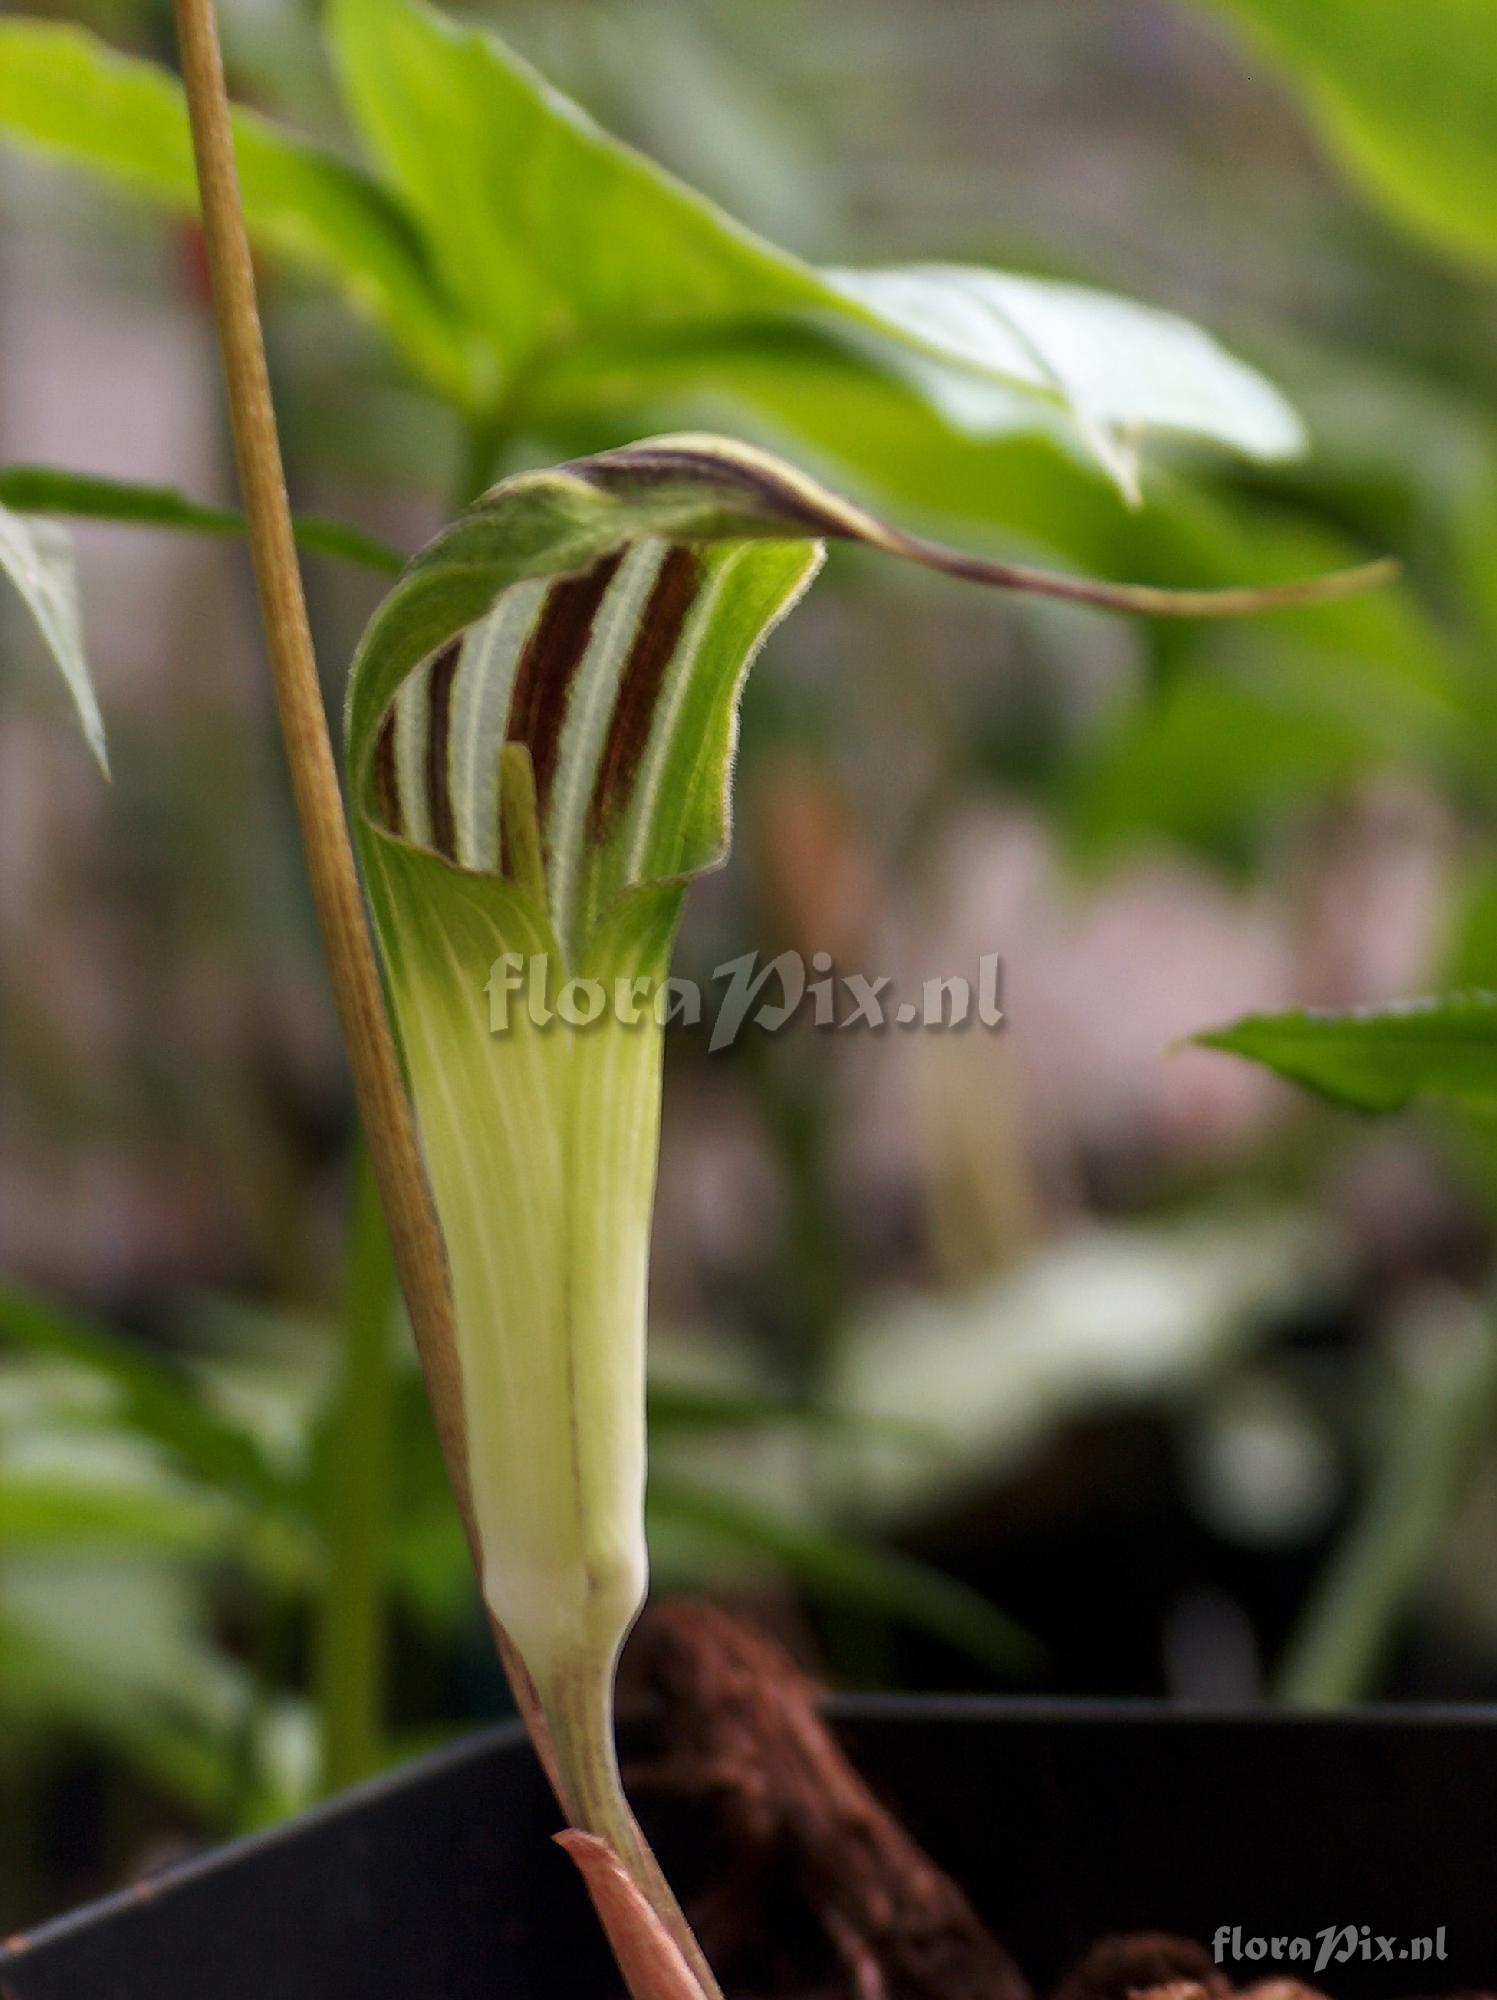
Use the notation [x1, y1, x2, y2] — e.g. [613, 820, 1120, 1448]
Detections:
[170, 0, 465, 1487]
[315, 1142, 397, 1793]
[544, 1661, 726, 2000]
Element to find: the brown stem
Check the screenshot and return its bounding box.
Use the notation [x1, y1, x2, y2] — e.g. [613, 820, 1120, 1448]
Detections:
[170, 0, 466, 1499]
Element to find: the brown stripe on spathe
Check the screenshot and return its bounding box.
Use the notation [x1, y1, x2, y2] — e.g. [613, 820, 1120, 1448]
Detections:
[588, 545, 703, 843]
[507, 550, 625, 817]
[373, 708, 402, 835]
[423, 639, 461, 860]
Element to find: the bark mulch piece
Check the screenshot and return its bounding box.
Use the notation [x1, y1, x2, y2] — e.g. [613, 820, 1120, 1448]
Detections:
[627, 1600, 1489, 2000]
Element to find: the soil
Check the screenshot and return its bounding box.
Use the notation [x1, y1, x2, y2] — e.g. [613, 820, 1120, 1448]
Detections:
[626, 1602, 1491, 2000]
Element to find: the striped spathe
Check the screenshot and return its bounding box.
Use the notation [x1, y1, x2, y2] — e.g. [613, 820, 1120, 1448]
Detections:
[356, 432, 1392, 968]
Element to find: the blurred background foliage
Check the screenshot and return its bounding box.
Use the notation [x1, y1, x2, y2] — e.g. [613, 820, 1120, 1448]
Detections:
[4, 0, 1497, 1936]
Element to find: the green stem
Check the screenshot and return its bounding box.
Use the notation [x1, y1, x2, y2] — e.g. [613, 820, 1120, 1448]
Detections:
[1277, 1314, 1497, 1706]
[544, 1659, 726, 2000]
[315, 1142, 398, 1793]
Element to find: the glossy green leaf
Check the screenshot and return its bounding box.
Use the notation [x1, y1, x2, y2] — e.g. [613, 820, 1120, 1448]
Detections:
[0, 499, 104, 770]
[817, 264, 1303, 492]
[1194, 0, 1497, 268]
[1196, 992, 1497, 1111]
[0, 464, 403, 575]
[328, 0, 1304, 487]
[0, 20, 472, 403]
[0, 5, 1314, 501]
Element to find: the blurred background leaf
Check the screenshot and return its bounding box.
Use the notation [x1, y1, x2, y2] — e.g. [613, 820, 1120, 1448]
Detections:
[0, 465, 403, 572]
[1191, 0, 1497, 270]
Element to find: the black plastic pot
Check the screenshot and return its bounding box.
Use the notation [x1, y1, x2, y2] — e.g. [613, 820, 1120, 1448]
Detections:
[3, 1701, 1493, 1999]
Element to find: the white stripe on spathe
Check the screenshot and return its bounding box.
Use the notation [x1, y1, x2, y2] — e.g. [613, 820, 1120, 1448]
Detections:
[544, 539, 670, 954]
[618, 546, 743, 887]
[450, 578, 548, 872]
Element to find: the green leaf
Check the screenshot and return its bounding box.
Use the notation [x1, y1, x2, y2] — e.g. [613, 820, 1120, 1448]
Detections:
[648, 1477, 1036, 1675]
[0, 1281, 283, 1504]
[533, 328, 1112, 544]
[0, 464, 398, 784]
[0, 6, 1314, 497]
[1192, 0, 1497, 268]
[817, 265, 1304, 492]
[0, 499, 105, 770]
[1196, 992, 1497, 1112]
[0, 20, 472, 404]
[328, 0, 1304, 487]
[0, 464, 404, 575]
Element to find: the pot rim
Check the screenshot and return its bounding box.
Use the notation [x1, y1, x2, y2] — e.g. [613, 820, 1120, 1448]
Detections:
[8, 1694, 1497, 1970]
